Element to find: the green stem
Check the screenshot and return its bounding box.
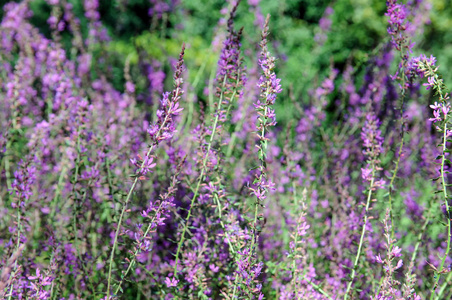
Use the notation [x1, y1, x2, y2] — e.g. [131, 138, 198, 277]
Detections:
[344, 168, 375, 300]
[8, 204, 22, 300]
[386, 36, 411, 248]
[49, 165, 67, 220]
[208, 68, 216, 115]
[387, 134, 404, 244]
[430, 122, 451, 300]
[436, 271, 452, 299]
[114, 201, 165, 294]
[69, 129, 96, 295]
[290, 182, 299, 281]
[181, 58, 207, 135]
[248, 104, 268, 258]
[8, 151, 27, 299]
[106, 90, 179, 295]
[212, 188, 236, 254]
[4, 142, 12, 192]
[173, 75, 228, 276]
[409, 213, 430, 268]
[288, 184, 333, 299]
[302, 274, 334, 300]
[225, 100, 251, 159]
[106, 142, 156, 295]
[209, 186, 241, 298]
[235, 89, 271, 295]
[231, 273, 239, 299]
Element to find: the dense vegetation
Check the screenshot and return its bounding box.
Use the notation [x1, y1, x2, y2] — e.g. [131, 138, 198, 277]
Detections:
[1, 0, 452, 299]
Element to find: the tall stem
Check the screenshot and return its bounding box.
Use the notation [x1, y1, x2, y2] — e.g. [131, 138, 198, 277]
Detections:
[114, 201, 164, 294]
[173, 75, 230, 276]
[430, 122, 451, 300]
[106, 92, 178, 295]
[387, 48, 408, 246]
[387, 132, 404, 243]
[344, 168, 376, 300]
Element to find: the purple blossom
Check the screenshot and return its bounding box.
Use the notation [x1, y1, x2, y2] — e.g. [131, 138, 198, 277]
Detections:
[165, 276, 179, 287]
[391, 246, 402, 258]
[375, 254, 384, 264]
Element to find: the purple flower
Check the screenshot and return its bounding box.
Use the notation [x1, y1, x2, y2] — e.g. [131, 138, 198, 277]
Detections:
[297, 222, 310, 236]
[361, 167, 372, 181]
[209, 264, 220, 273]
[386, 0, 411, 50]
[391, 246, 402, 258]
[428, 102, 450, 123]
[361, 114, 383, 157]
[165, 277, 179, 287]
[375, 254, 384, 264]
[395, 259, 403, 269]
[125, 81, 135, 93]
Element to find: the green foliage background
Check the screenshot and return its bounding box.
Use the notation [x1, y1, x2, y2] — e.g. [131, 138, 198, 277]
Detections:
[7, 0, 450, 125]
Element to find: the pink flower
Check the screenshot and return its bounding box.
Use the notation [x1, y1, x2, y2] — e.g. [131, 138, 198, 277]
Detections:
[361, 166, 372, 181]
[165, 277, 178, 288]
[125, 81, 135, 93]
[375, 254, 384, 264]
[391, 246, 402, 257]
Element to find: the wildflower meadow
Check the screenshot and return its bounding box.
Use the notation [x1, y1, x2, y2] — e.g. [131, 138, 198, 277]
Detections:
[1, 0, 452, 299]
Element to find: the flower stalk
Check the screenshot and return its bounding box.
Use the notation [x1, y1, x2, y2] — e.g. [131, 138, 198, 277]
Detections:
[106, 44, 185, 296]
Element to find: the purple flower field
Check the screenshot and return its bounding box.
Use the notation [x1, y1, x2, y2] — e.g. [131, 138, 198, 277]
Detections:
[0, 0, 451, 299]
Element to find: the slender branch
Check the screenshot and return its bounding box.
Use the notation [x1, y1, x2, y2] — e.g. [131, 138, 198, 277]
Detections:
[430, 121, 451, 300]
[173, 74, 229, 276]
[303, 274, 334, 300]
[344, 168, 376, 299]
[409, 211, 431, 269]
[106, 59, 185, 293]
[106, 117, 166, 295]
[387, 43, 410, 246]
[114, 202, 163, 294]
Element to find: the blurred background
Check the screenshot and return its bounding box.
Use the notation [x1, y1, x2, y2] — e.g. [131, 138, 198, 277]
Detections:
[2, 0, 451, 123]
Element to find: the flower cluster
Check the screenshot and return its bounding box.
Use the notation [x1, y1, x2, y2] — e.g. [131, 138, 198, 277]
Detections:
[254, 14, 282, 163]
[147, 45, 185, 145]
[373, 210, 406, 299]
[251, 13, 281, 233]
[130, 154, 156, 176]
[10, 159, 36, 208]
[360, 113, 385, 188]
[386, 0, 410, 51]
[429, 102, 451, 124]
